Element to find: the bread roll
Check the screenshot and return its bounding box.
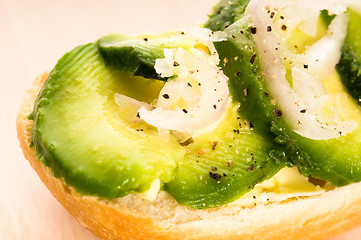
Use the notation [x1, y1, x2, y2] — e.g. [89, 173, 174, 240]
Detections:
[16, 73, 361, 240]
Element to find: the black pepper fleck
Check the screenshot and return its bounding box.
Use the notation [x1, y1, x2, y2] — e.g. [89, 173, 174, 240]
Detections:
[304, 64, 309, 69]
[173, 61, 180, 67]
[281, 25, 287, 31]
[267, 26, 272, 32]
[250, 54, 256, 64]
[209, 172, 222, 181]
[250, 27, 257, 34]
[247, 163, 255, 172]
[212, 141, 218, 150]
[162, 94, 169, 99]
[211, 166, 218, 171]
[270, 12, 275, 18]
[300, 109, 307, 113]
[182, 109, 188, 113]
[143, 38, 148, 41]
[273, 109, 283, 119]
[249, 121, 255, 128]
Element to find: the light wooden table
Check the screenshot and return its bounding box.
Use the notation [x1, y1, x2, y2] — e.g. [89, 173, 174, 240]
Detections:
[1, 0, 360, 239]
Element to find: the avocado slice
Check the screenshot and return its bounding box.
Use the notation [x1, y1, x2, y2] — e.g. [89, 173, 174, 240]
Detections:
[209, 3, 361, 186]
[98, 32, 201, 81]
[165, 102, 282, 209]
[31, 33, 284, 209]
[31, 43, 183, 198]
[336, 9, 361, 104]
[204, 0, 250, 31]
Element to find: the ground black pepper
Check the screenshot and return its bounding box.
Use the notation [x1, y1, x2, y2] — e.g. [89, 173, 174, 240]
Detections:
[247, 163, 255, 172]
[250, 27, 257, 34]
[209, 172, 222, 181]
[273, 109, 283, 118]
[250, 54, 257, 64]
[212, 141, 218, 150]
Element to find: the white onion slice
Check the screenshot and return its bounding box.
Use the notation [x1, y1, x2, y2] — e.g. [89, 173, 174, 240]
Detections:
[154, 49, 176, 78]
[138, 48, 229, 132]
[114, 93, 152, 123]
[182, 27, 227, 65]
[246, 0, 357, 140]
[304, 13, 348, 81]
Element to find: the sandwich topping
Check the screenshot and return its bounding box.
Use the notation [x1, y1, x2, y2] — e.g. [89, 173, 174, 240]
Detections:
[245, 0, 357, 140]
[29, 0, 361, 209]
[139, 46, 229, 133]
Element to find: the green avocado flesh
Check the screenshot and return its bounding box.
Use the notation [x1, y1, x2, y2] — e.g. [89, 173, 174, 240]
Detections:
[31, 34, 283, 209]
[165, 103, 282, 209]
[209, 4, 361, 186]
[336, 9, 361, 104]
[204, 0, 250, 31]
[97, 33, 199, 81]
[32, 43, 183, 198]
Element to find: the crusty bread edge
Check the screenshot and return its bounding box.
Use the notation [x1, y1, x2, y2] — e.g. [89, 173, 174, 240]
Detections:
[16, 73, 361, 240]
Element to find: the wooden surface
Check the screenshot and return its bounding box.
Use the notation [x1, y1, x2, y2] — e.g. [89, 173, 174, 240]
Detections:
[1, 0, 361, 239]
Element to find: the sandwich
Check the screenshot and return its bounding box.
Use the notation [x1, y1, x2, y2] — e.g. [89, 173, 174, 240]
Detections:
[17, 0, 361, 239]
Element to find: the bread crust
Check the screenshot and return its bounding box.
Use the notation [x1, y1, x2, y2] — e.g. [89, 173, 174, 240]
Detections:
[17, 73, 361, 240]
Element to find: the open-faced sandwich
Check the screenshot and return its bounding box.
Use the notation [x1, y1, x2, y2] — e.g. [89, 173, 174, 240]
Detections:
[17, 0, 361, 239]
